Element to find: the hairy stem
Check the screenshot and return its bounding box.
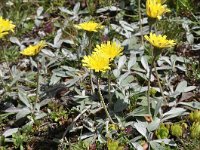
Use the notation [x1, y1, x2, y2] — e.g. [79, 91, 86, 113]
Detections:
[97, 77, 115, 124]
[108, 70, 112, 107]
[153, 61, 167, 104]
[90, 71, 95, 94]
[138, 0, 144, 45]
[147, 57, 156, 115]
[35, 61, 40, 104]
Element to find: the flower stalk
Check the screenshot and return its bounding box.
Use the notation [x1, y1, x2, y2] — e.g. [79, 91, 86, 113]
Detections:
[153, 61, 167, 104]
[147, 56, 156, 115]
[35, 61, 40, 104]
[108, 70, 112, 108]
[97, 76, 115, 124]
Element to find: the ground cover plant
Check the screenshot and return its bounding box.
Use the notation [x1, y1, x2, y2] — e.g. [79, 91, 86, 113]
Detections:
[1, 0, 200, 149]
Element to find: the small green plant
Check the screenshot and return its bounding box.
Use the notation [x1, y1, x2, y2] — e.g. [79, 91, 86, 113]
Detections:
[49, 105, 68, 124]
[70, 141, 87, 150]
[12, 132, 28, 150]
[171, 124, 183, 137]
[156, 124, 170, 139]
[189, 110, 200, 122]
[190, 122, 200, 139]
[107, 139, 124, 150]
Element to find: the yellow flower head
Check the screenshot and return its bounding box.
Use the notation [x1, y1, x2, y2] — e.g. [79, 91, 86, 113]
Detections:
[144, 32, 176, 49]
[20, 41, 46, 56]
[146, 0, 170, 20]
[94, 41, 123, 60]
[82, 52, 110, 72]
[74, 21, 104, 32]
[0, 16, 15, 38]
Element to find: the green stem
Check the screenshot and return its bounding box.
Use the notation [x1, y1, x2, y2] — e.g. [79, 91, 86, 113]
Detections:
[87, 32, 95, 94]
[90, 70, 95, 94]
[97, 76, 115, 124]
[147, 56, 156, 115]
[35, 61, 40, 104]
[108, 70, 112, 107]
[153, 61, 167, 104]
[138, 0, 144, 45]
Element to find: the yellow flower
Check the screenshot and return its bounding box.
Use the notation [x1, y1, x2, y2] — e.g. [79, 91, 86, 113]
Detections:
[94, 41, 123, 60]
[146, 0, 170, 20]
[144, 32, 176, 49]
[20, 41, 46, 56]
[0, 16, 15, 38]
[82, 52, 110, 72]
[74, 21, 104, 32]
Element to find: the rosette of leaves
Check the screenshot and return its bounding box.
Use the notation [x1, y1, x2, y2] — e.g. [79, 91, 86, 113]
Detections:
[189, 110, 200, 122]
[190, 122, 200, 138]
[155, 124, 170, 139]
[171, 124, 183, 137]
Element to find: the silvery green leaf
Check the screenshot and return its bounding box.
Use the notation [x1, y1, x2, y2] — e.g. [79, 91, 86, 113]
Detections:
[63, 39, 74, 45]
[73, 2, 80, 14]
[154, 99, 163, 117]
[10, 37, 21, 46]
[141, 56, 149, 72]
[178, 101, 200, 109]
[3, 128, 19, 137]
[79, 133, 94, 140]
[37, 7, 43, 16]
[114, 98, 128, 112]
[65, 76, 80, 87]
[18, 90, 32, 109]
[183, 86, 196, 92]
[117, 55, 126, 70]
[30, 57, 37, 68]
[163, 107, 186, 116]
[152, 139, 177, 146]
[120, 75, 134, 87]
[50, 74, 60, 85]
[162, 108, 186, 121]
[59, 7, 73, 15]
[175, 80, 187, 93]
[131, 142, 143, 150]
[109, 6, 121, 11]
[134, 121, 148, 139]
[35, 112, 47, 120]
[147, 117, 160, 132]
[113, 69, 120, 78]
[42, 49, 55, 57]
[192, 43, 200, 50]
[128, 54, 136, 70]
[159, 56, 171, 66]
[127, 106, 149, 117]
[118, 72, 129, 85]
[4, 107, 22, 113]
[150, 141, 165, 150]
[54, 29, 62, 48]
[34, 19, 41, 27]
[96, 6, 120, 13]
[119, 20, 134, 31]
[176, 65, 186, 72]
[186, 32, 194, 44]
[111, 24, 122, 33]
[16, 107, 31, 120]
